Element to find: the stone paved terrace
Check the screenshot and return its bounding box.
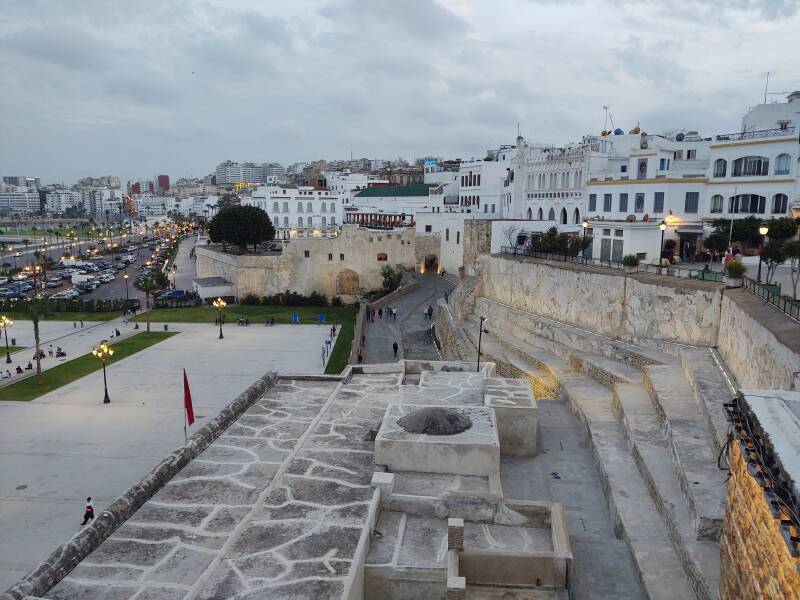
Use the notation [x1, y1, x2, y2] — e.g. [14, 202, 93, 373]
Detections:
[28, 363, 644, 600]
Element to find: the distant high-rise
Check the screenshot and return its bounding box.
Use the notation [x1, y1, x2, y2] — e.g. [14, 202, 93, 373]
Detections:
[215, 161, 284, 186]
[157, 175, 170, 192]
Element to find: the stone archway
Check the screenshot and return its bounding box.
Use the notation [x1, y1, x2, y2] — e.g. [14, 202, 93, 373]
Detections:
[424, 254, 439, 273]
[336, 269, 359, 295]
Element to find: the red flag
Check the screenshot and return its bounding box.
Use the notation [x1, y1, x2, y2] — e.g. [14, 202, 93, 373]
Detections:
[183, 369, 195, 426]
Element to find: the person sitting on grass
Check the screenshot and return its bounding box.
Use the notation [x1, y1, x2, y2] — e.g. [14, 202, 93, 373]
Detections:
[25, 362, 32, 370]
[15, 366, 23, 374]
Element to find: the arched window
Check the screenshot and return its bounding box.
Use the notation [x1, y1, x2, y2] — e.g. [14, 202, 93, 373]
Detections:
[728, 194, 766, 214]
[537, 207, 543, 220]
[772, 193, 788, 214]
[713, 159, 727, 178]
[710, 194, 724, 214]
[776, 154, 791, 175]
[560, 208, 568, 224]
[376, 253, 388, 261]
[732, 156, 769, 177]
[548, 207, 555, 221]
[573, 208, 580, 224]
[526, 207, 532, 220]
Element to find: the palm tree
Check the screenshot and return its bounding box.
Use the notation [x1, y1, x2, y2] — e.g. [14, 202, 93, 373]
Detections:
[0, 242, 7, 274]
[139, 276, 158, 333]
[22, 239, 30, 256]
[24, 297, 51, 384]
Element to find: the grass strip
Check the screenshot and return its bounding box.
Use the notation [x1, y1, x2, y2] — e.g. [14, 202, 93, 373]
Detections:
[324, 310, 356, 375]
[135, 305, 356, 325]
[11, 312, 120, 322]
[0, 331, 177, 401]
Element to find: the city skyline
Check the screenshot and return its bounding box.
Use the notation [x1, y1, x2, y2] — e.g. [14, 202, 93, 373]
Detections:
[1, 0, 799, 183]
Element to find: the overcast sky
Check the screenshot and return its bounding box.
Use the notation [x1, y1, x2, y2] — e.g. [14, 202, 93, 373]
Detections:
[1, 0, 798, 184]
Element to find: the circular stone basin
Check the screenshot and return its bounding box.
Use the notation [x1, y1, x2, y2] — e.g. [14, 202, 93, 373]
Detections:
[397, 407, 472, 436]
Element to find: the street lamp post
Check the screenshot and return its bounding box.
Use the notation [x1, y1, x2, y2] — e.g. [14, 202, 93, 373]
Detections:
[92, 342, 114, 404]
[123, 271, 129, 300]
[1, 316, 12, 363]
[659, 221, 667, 269]
[476, 316, 488, 372]
[757, 224, 769, 283]
[213, 298, 226, 339]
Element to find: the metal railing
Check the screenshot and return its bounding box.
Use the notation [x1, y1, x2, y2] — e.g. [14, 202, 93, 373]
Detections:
[742, 276, 800, 322]
[714, 127, 796, 142]
[500, 246, 726, 281]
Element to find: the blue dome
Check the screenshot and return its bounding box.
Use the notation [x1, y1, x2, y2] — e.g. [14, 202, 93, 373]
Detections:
[676, 132, 685, 141]
[614, 128, 624, 135]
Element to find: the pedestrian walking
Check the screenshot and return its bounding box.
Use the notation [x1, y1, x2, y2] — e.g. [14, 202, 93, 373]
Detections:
[321, 345, 326, 366]
[357, 348, 363, 363]
[378, 307, 383, 319]
[73, 322, 77, 329]
[361, 334, 366, 347]
[81, 497, 95, 525]
[48, 345, 54, 357]
[392, 341, 398, 359]
[392, 308, 397, 321]
[80, 320, 84, 328]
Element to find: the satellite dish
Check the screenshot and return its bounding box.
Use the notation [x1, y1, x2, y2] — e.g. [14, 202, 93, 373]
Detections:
[676, 132, 685, 142]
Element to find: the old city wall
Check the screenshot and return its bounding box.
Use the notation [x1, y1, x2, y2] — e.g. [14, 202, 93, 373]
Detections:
[717, 290, 800, 390]
[477, 254, 723, 346]
[414, 233, 440, 272]
[196, 226, 416, 300]
[463, 220, 493, 276]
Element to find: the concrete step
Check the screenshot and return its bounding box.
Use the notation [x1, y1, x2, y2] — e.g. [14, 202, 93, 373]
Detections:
[569, 352, 642, 389]
[680, 348, 735, 454]
[642, 365, 727, 541]
[613, 383, 720, 600]
[555, 371, 697, 600]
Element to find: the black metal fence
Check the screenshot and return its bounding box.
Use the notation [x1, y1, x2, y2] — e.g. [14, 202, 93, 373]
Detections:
[742, 276, 800, 322]
[500, 246, 725, 282]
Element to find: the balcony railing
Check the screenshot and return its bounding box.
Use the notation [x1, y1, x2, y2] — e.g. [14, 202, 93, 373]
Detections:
[714, 127, 797, 142]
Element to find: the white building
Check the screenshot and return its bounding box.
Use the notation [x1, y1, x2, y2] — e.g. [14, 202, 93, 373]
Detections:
[0, 190, 40, 214]
[244, 184, 339, 239]
[216, 161, 284, 186]
[324, 171, 389, 208]
[457, 151, 509, 217]
[133, 193, 176, 217]
[348, 183, 437, 226]
[44, 190, 82, 214]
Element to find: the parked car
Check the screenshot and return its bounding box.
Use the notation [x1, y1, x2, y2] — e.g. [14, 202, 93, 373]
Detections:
[0, 276, 8, 285]
[98, 274, 115, 283]
[51, 289, 79, 299]
[74, 283, 93, 294]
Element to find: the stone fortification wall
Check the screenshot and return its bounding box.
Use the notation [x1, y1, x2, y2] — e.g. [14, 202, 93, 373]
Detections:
[434, 299, 474, 362]
[414, 233, 440, 272]
[463, 220, 493, 276]
[478, 255, 722, 346]
[196, 225, 416, 301]
[717, 291, 800, 390]
[720, 441, 800, 599]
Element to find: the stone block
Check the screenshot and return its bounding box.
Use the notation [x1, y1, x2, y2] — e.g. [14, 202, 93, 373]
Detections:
[484, 378, 538, 457]
[374, 405, 500, 476]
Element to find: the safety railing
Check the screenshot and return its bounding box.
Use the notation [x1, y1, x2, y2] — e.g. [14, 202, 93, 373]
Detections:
[742, 276, 800, 322]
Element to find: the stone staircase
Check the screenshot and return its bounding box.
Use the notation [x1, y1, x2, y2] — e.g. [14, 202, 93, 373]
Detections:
[456, 303, 732, 600]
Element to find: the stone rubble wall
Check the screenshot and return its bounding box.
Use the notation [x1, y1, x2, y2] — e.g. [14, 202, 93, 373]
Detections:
[463, 220, 493, 277]
[414, 233, 441, 271]
[3, 372, 279, 600]
[478, 255, 722, 346]
[720, 441, 800, 599]
[434, 299, 475, 362]
[717, 293, 800, 390]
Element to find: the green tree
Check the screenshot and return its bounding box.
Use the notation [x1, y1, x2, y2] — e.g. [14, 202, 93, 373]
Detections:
[703, 232, 728, 256]
[138, 276, 160, 333]
[762, 240, 786, 285]
[381, 265, 403, 293]
[783, 240, 800, 300]
[24, 298, 52, 384]
[712, 216, 761, 247]
[765, 217, 798, 241]
[208, 206, 275, 253]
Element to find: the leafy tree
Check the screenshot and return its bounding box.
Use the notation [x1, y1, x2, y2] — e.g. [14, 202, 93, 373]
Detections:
[712, 216, 761, 247]
[783, 240, 800, 300]
[208, 206, 275, 253]
[137, 276, 161, 333]
[531, 227, 589, 256]
[381, 265, 403, 293]
[24, 297, 52, 384]
[765, 217, 798, 241]
[762, 240, 786, 285]
[703, 232, 728, 255]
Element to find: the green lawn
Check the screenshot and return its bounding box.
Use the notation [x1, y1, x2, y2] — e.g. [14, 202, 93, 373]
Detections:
[0, 331, 177, 401]
[10, 312, 119, 322]
[324, 310, 357, 375]
[134, 305, 356, 325]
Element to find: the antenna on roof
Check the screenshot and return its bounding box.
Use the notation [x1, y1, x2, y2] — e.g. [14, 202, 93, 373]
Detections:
[764, 71, 770, 104]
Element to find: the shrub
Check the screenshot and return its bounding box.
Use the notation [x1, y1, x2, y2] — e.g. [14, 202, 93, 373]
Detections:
[725, 260, 746, 278]
[622, 254, 640, 267]
[331, 296, 343, 307]
[381, 265, 403, 293]
[239, 293, 260, 305]
[663, 239, 676, 252]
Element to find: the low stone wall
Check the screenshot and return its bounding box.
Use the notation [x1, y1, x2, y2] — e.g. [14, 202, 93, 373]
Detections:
[434, 299, 474, 362]
[717, 290, 800, 390]
[3, 372, 279, 600]
[367, 281, 420, 310]
[720, 441, 800, 599]
[479, 254, 723, 346]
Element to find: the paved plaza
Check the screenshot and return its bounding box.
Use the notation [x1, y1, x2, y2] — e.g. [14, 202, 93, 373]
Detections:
[0, 320, 335, 590]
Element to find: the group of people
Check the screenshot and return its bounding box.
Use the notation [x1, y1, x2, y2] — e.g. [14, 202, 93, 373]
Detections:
[366, 305, 398, 322]
[237, 317, 250, 326]
[723, 247, 743, 266]
[320, 325, 338, 366]
[423, 305, 434, 319]
[108, 328, 122, 339]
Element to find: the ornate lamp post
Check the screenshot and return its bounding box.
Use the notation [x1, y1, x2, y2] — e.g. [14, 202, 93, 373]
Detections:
[659, 221, 667, 267]
[213, 298, 226, 339]
[476, 316, 488, 372]
[123, 271, 129, 300]
[757, 224, 769, 283]
[1, 316, 12, 363]
[92, 342, 114, 404]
